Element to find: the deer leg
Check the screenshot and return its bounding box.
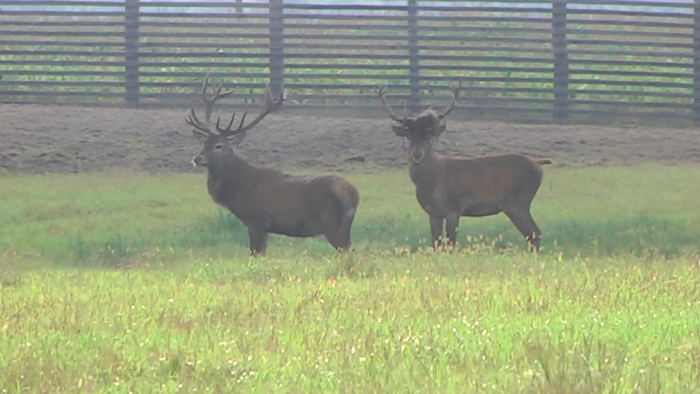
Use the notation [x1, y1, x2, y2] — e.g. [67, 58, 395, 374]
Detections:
[248, 227, 269, 256]
[504, 209, 542, 252]
[445, 214, 460, 248]
[325, 207, 357, 252]
[429, 215, 444, 249]
[325, 230, 351, 252]
[339, 210, 356, 252]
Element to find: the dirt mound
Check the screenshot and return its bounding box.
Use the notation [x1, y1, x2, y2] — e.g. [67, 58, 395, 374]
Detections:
[1, 103, 699, 174]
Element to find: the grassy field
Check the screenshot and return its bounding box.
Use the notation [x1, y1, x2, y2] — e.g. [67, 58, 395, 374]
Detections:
[2, 164, 700, 393]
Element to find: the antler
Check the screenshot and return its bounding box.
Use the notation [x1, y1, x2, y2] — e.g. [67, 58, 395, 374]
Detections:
[216, 84, 284, 138]
[374, 85, 406, 124]
[437, 81, 462, 119]
[185, 72, 237, 134]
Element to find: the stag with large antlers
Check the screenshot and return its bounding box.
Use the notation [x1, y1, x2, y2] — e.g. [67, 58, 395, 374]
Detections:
[375, 83, 554, 252]
[188, 73, 360, 255]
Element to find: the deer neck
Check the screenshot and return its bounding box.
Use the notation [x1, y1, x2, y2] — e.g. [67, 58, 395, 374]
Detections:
[408, 150, 441, 188]
[206, 153, 256, 197]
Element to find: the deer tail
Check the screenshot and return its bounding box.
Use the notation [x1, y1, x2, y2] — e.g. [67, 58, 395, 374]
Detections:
[534, 158, 555, 166]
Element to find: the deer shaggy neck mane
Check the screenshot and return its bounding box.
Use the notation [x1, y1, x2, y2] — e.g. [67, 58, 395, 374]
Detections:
[205, 150, 256, 205]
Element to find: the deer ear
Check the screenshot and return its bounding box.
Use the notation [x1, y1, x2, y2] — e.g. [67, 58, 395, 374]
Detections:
[391, 124, 408, 137]
[227, 131, 247, 145]
[192, 129, 208, 143]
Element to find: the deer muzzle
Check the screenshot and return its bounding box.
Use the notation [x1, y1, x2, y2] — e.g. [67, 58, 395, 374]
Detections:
[191, 154, 207, 167]
[411, 149, 424, 164]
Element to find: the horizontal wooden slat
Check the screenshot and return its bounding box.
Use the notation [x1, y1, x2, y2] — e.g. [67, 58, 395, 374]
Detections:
[566, 0, 692, 8]
[1, 50, 564, 65]
[2, 69, 691, 90]
[4, 90, 690, 111]
[3, 79, 692, 101]
[4, 39, 689, 59]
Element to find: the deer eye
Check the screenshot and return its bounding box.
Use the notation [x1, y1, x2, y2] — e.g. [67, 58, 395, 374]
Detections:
[214, 143, 223, 150]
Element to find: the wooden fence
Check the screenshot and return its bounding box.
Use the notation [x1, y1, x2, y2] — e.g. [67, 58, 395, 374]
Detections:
[0, 0, 699, 126]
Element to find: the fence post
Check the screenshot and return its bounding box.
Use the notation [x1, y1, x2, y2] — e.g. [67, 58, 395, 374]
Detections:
[124, 0, 140, 107]
[269, 0, 284, 100]
[552, 0, 569, 123]
[408, 0, 420, 113]
[694, 0, 700, 125]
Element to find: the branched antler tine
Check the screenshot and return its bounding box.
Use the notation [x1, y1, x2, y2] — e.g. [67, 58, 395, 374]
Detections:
[374, 84, 405, 123]
[199, 73, 238, 123]
[216, 110, 238, 134]
[226, 84, 282, 135]
[237, 111, 248, 131]
[216, 105, 250, 136]
[186, 101, 212, 134]
[438, 80, 462, 118]
[219, 86, 237, 98]
[201, 73, 217, 124]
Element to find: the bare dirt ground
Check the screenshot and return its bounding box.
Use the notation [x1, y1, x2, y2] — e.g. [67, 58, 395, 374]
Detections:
[1, 103, 699, 174]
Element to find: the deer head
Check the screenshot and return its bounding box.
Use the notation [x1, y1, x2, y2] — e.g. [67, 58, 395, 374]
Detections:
[375, 82, 461, 164]
[186, 73, 284, 168]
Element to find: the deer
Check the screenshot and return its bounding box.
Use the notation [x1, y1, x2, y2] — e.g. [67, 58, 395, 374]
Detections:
[375, 83, 554, 252]
[187, 73, 360, 256]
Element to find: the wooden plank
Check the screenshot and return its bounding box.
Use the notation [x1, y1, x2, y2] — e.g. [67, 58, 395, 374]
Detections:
[5, 68, 690, 90]
[269, 0, 284, 98]
[565, 28, 692, 40]
[566, 78, 691, 89]
[288, 14, 552, 24]
[4, 80, 692, 100]
[5, 40, 689, 59]
[571, 59, 692, 69]
[566, 39, 692, 49]
[567, 0, 692, 8]
[1, 91, 126, 98]
[0, 21, 126, 27]
[553, 0, 569, 123]
[569, 68, 693, 78]
[124, 0, 140, 106]
[0, 40, 128, 47]
[566, 19, 692, 30]
[695, 0, 700, 125]
[6, 90, 690, 112]
[0, 30, 127, 37]
[567, 8, 690, 19]
[0, 0, 124, 5]
[408, 0, 420, 113]
[0, 11, 125, 17]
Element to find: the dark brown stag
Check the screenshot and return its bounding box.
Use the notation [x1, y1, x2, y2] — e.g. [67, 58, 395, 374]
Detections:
[187, 73, 360, 255]
[375, 83, 554, 252]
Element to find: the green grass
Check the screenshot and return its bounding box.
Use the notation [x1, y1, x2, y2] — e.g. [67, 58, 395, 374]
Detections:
[2, 165, 699, 265]
[2, 165, 700, 392]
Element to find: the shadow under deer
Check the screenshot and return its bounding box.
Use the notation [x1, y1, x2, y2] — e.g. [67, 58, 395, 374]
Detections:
[375, 82, 554, 252]
[187, 73, 360, 255]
